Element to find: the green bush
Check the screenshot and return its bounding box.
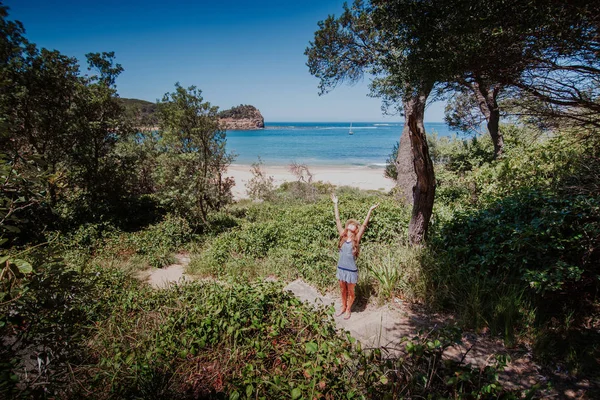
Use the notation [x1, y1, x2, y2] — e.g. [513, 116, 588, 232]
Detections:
[430, 189, 599, 350]
[360, 243, 430, 303]
[437, 191, 599, 295]
[62, 214, 193, 270]
[1, 264, 522, 399]
[189, 196, 409, 291]
[127, 213, 193, 267]
[0, 262, 136, 398]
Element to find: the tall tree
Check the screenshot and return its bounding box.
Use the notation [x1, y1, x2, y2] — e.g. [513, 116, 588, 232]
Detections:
[306, 1, 437, 244]
[2, 2, 136, 228]
[441, 81, 506, 158]
[155, 84, 235, 226]
[403, 0, 599, 140]
[67, 52, 132, 208]
[374, 0, 533, 159]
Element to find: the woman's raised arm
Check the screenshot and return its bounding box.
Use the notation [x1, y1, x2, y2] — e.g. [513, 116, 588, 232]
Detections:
[357, 203, 379, 241]
[331, 194, 344, 235]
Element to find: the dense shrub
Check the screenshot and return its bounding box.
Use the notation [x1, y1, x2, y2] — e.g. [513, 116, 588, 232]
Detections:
[1, 265, 520, 399]
[437, 191, 599, 295]
[125, 213, 193, 267]
[189, 195, 410, 290]
[0, 262, 136, 398]
[430, 190, 599, 364]
[62, 214, 193, 270]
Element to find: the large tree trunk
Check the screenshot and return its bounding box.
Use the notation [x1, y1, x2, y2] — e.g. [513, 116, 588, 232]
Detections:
[471, 80, 504, 158]
[394, 125, 417, 205]
[404, 88, 435, 245]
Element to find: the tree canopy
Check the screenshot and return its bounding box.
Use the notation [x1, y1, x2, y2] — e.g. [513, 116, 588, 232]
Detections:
[218, 104, 261, 119]
[307, 0, 600, 243]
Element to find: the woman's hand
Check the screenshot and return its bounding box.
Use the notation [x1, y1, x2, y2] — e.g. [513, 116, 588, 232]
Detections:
[331, 193, 338, 204]
[369, 203, 379, 211]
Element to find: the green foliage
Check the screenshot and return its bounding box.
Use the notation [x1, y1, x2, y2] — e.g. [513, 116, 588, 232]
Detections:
[0, 153, 47, 245]
[430, 124, 586, 209]
[62, 214, 193, 270]
[1, 264, 522, 399]
[0, 152, 46, 300]
[2, 5, 240, 236]
[445, 135, 495, 173]
[190, 195, 410, 290]
[119, 97, 158, 125]
[154, 84, 235, 226]
[383, 141, 399, 180]
[218, 104, 260, 119]
[426, 129, 600, 365]
[85, 280, 356, 399]
[125, 214, 193, 268]
[276, 181, 319, 203]
[2, 2, 599, 390]
[1, 11, 141, 232]
[0, 262, 136, 398]
[435, 189, 599, 296]
[0, 251, 33, 302]
[445, 89, 487, 135]
[361, 243, 429, 303]
[246, 157, 275, 201]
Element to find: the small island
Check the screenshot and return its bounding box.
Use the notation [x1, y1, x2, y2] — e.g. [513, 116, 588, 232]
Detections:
[218, 104, 265, 130]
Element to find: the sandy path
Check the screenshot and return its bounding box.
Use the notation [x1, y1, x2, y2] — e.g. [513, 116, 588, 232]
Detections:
[135, 254, 191, 289]
[283, 279, 561, 396]
[138, 257, 581, 397]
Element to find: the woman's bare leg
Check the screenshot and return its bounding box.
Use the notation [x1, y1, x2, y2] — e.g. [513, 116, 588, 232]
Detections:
[344, 283, 356, 319]
[336, 280, 348, 316]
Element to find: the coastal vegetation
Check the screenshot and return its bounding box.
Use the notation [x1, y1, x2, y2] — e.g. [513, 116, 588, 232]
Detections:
[306, 0, 599, 244]
[1, 1, 599, 399]
[218, 104, 261, 120]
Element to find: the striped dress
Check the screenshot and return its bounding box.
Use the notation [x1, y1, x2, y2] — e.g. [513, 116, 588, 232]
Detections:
[336, 240, 358, 283]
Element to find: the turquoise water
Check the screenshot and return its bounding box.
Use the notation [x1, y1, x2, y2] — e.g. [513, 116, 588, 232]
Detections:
[226, 122, 457, 166]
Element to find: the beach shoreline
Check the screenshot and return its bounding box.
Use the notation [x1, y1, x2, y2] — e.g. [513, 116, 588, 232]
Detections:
[226, 163, 395, 200]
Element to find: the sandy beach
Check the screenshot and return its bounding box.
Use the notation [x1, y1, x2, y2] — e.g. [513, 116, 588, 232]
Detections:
[226, 164, 395, 199]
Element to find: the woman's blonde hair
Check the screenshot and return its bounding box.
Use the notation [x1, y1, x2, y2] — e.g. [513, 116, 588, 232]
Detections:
[338, 219, 361, 258]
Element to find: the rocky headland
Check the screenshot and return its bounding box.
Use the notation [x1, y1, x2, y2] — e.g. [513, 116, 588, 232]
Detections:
[218, 104, 265, 130]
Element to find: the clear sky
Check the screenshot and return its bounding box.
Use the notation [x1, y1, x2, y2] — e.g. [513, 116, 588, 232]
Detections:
[5, 0, 445, 122]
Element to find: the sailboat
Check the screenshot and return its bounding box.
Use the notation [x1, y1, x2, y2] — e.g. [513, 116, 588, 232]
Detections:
[349, 122, 354, 135]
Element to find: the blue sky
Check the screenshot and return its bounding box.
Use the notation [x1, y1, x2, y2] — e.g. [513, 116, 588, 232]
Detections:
[6, 0, 445, 122]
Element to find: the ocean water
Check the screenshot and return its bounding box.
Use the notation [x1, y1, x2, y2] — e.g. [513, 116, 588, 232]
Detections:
[226, 122, 457, 167]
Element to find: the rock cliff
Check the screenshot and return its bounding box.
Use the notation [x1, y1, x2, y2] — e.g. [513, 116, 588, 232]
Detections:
[218, 104, 265, 130]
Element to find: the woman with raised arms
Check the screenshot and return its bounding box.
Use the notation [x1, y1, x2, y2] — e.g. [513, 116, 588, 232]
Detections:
[331, 193, 378, 319]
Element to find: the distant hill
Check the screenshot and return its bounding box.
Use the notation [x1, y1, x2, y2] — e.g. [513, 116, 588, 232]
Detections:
[120, 98, 264, 130]
[119, 98, 158, 126]
[120, 98, 157, 116]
